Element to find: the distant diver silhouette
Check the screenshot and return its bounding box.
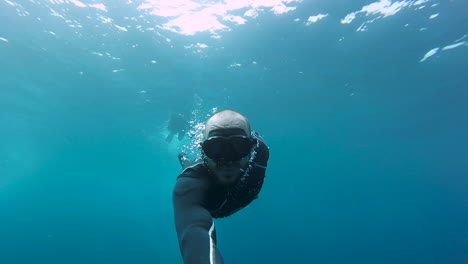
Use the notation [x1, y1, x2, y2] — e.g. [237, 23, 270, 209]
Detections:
[166, 112, 189, 143]
[173, 110, 270, 264]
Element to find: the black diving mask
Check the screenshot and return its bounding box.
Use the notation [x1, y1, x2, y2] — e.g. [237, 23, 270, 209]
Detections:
[201, 135, 255, 161]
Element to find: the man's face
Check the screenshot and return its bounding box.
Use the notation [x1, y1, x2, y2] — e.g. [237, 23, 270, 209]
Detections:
[202, 127, 252, 185]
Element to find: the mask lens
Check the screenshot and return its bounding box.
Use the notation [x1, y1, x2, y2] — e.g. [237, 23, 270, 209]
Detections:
[202, 137, 226, 160]
[230, 137, 253, 157]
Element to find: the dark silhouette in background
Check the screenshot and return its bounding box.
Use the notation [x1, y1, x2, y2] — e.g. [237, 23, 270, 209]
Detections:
[166, 113, 189, 143]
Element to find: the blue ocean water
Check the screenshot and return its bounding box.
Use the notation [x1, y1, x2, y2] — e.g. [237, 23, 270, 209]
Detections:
[0, 0, 467, 263]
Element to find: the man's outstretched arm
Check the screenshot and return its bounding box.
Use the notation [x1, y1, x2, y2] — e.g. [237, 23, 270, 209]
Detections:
[173, 176, 224, 264]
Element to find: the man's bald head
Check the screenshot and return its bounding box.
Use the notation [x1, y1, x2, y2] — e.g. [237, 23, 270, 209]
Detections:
[205, 110, 251, 138]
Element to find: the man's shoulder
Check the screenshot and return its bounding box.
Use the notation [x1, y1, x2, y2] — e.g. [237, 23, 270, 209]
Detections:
[252, 130, 270, 167]
[177, 161, 209, 180]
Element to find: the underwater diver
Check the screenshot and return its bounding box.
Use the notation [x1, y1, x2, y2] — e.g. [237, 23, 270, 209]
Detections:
[173, 110, 270, 264]
[166, 112, 189, 143]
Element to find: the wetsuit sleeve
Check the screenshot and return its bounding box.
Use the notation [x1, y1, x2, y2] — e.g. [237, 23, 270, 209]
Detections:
[173, 175, 224, 264]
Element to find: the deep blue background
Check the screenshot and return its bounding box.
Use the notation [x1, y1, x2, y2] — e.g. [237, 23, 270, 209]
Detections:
[0, 0, 467, 263]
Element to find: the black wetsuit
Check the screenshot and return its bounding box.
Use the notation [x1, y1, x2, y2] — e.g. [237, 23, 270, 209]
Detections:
[173, 131, 269, 264]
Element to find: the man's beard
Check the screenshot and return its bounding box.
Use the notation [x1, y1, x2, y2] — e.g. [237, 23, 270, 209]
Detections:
[204, 155, 250, 185]
[214, 163, 244, 184]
